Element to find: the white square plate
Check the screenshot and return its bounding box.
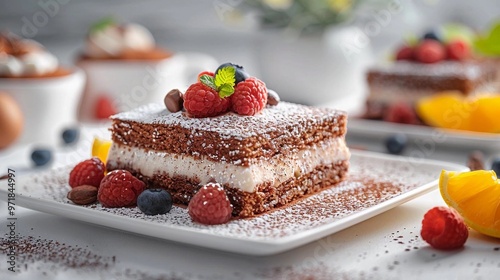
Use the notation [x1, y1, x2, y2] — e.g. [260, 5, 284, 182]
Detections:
[0, 150, 467, 256]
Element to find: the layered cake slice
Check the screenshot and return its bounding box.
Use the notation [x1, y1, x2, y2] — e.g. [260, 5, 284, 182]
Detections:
[363, 30, 497, 123]
[106, 101, 350, 217]
[366, 61, 496, 111]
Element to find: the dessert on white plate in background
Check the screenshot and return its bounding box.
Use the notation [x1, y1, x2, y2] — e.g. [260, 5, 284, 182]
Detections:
[77, 18, 218, 122]
[0, 32, 85, 149]
[0, 32, 63, 78]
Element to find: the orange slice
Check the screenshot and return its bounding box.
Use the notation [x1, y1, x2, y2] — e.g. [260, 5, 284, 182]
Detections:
[91, 137, 112, 164]
[416, 93, 500, 133]
[439, 169, 500, 238]
[469, 96, 500, 133]
[416, 92, 472, 131]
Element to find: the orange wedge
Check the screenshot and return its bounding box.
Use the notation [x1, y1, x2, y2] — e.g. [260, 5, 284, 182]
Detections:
[470, 96, 500, 133]
[416, 93, 500, 133]
[91, 137, 112, 164]
[439, 169, 500, 238]
[416, 93, 472, 131]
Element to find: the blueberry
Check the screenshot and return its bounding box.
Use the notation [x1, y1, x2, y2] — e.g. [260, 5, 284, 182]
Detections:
[215, 62, 250, 84]
[422, 31, 441, 42]
[31, 148, 53, 166]
[385, 134, 408, 155]
[61, 128, 80, 144]
[137, 189, 173, 215]
[491, 158, 500, 174]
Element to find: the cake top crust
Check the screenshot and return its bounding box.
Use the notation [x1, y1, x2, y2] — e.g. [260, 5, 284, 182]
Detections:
[111, 102, 347, 139]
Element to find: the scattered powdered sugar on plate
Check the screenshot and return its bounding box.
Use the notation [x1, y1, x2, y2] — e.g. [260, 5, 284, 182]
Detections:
[13, 152, 438, 242]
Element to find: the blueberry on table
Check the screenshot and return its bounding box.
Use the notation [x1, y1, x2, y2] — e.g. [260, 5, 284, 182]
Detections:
[61, 128, 80, 144]
[491, 158, 500, 174]
[137, 189, 173, 215]
[215, 62, 250, 84]
[385, 134, 408, 155]
[31, 148, 53, 166]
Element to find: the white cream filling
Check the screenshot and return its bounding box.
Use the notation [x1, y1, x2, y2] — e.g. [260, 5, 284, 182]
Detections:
[107, 137, 350, 193]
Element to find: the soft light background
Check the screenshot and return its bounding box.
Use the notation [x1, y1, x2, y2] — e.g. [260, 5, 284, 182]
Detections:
[1, 0, 499, 106]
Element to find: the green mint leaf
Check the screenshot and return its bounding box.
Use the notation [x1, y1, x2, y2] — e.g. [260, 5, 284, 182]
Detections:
[214, 66, 236, 89]
[90, 17, 116, 34]
[200, 74, 216, 90]
[218, 83, 234, 98]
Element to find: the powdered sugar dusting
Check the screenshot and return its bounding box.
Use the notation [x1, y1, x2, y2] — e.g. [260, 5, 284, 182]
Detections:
[15, 153, 437, 242]
[111, 102, 346, 138]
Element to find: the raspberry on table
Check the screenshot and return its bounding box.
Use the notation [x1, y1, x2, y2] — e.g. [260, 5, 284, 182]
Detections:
[188, 182, 233, 225]
[421, 206, 469, 250]
[69, 157, 105, 188]
[98, 170, 146, 208]
[183, 82, 230, 118]
[231, 77, 267, 116]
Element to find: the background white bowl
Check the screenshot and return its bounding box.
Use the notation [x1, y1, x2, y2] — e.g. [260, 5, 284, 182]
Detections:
[77, 52, 218, 121]
[0, 69, 85, 147]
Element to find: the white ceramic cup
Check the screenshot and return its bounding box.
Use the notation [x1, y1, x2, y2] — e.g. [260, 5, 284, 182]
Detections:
[77, 52, 219, 121]
[0, 69, 85, 146]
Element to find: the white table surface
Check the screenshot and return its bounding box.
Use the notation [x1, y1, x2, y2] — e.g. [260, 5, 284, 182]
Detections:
[1, 124, 500, 280]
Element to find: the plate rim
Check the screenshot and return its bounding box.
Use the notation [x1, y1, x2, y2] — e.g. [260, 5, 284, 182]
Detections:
[0, 150, 468, 256]
[348, 118, 500, 149]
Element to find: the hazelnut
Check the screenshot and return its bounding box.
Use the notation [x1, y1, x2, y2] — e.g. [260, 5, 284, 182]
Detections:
[267, 89, 280, 106]
[164, 89, 184, 113]
[67, 185, 98, 205]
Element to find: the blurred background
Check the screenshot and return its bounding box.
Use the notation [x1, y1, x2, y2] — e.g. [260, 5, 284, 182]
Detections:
[0, 0, 498, 113]
[1, 0, 499, 111]
[1, 0, 498, 72]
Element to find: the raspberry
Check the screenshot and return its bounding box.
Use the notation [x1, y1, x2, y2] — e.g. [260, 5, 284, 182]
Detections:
[383, 102, 419, 124]
[446, 39, 471, 61]
[395, 45, 414, 61]
[197, 71, 214, 82]
[231, 77, 267, 116]
[69, 157, 105, 188]
[98, 170, 146, 208]
[414, 39, 446, 64]
[183, 82, 230, 118]
[95, 95, 117, 119]
[421, 206, 469, 250]
[188, 183, 233, 225]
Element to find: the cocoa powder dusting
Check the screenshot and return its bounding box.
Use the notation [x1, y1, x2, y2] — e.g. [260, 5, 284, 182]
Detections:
[0, 235, 115, 271]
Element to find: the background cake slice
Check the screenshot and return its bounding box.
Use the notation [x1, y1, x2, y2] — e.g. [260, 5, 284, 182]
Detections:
[363, 30, 498, 123]
[106, 102, 350, 217]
